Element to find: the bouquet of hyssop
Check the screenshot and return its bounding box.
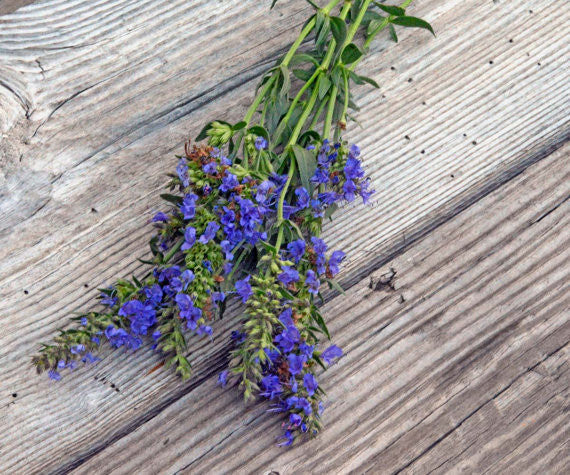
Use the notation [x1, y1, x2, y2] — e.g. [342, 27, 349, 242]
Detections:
[32, 0, 433, 446]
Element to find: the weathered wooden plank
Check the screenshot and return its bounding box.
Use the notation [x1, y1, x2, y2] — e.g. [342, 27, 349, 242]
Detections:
[73, 142, 570, 475]
[0, 0, 568, 472]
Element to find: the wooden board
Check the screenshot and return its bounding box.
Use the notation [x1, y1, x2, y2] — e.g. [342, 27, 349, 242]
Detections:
[74, 141, 570, 475]
[0, 0, 568, 472]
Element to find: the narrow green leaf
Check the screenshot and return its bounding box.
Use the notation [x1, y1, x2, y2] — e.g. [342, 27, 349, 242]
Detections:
[233, 121, 247, 131]
[357, 74, 380, 88]
[391, 16, 435, 36]
[314, 354, 328, 370]
[312, 311, 331, 339]
[318, 75, 331, 99]
[279, 64, 291, 96]
[270, 0, 278, 9]
[367, 18, 385, 36]
[341, 43, 363, 64]
[331, 65, 343, 87]
[289, 53, 319, 67]
[258, 240, 277, 254]
[291, 144, 317, 192]
[195, 121, 213, 142]
[315, 15, 330, 52]
[329, 16, 347, 49]
[377, 4, 405, 16]
[326, 277, 345, 295]
[160, 193, 183, 205]
[292, 68, 313, 81]
[389, 24, 398, 42]
[285, 219, 304, 239]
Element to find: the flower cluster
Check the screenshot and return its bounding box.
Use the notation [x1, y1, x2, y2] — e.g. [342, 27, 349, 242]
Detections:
[32, 139, 368, 444]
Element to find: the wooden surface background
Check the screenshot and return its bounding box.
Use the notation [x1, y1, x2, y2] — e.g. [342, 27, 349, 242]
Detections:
[0, 0, 568, 473]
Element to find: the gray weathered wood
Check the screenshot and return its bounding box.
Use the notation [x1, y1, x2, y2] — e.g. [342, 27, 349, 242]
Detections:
[74, 142, 570, 475]
[0, 0, 568, 472]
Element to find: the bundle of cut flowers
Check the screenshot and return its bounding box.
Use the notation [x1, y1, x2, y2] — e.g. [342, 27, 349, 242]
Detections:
[32, 0, 433, 446]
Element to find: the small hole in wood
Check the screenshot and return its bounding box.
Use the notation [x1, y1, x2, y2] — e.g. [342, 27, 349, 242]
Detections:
[472, 140, 477, 145]
[422, 101, 427, 105]
[390, 66, 396, 71]
[12, 393, 17, 398]
[421, 150, 425, 154]
[450, 174, 455, 178]
[91, 208, 98, 213]
[408, 77, 413, 82]
[489, 60, 494, 65]
[24, 290, 29, 295]
[509, 39, 514, 43]
[537, 62, 541, 66]
[463, 133, 467, 137]
[84, 283, 89, 288]
[404, 135, 410, 140]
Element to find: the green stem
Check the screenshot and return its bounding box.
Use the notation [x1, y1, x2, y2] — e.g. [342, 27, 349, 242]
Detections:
[243, 0, 343, 128]
[340, 68, 350, 125]
[274, 76, 323, 251]
[356, 0, 414, 67]
[243, 76, 276, 126]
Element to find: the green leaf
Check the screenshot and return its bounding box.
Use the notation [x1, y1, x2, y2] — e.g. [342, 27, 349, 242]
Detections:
[312, 310, 331, 339]
[391, 16, 435, 36]
[367, 18, 386, 36]
[289, 53, 319, 67]
[248, 125, 269, 141]
[270, 0, 278, 9]
[292, 68, 313, 81]
[315, 14, 330, 52]
[298, 129, 321, 146]
[285, 219, 304, 239]
[258, 240, 277, 254]
[331, 65, 343, 87]
[160, 193, 183, 205]
[318, 75, 331, 99]
[279, 64, 291, 96]
[389, 24, 398, 42]
[350, 0, 364, 22]
[377, 4, 405, 16]
[325, 277, 345, 295]
[341, 43, 363, 64]
[195, 121, 213, 142]
[291, 144, 317, 192]
[354, 72, 380, 88]
[324, 203, 338, 220]
[329, 16, 347, 49]
[232, 121, 247, 131]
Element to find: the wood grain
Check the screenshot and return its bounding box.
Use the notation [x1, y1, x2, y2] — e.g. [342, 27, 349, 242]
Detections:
[0, 0, 568, 472]
[73, 139, 570, 475]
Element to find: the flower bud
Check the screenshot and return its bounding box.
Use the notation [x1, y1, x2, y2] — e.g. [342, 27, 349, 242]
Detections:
[207, 121, 233, 146]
